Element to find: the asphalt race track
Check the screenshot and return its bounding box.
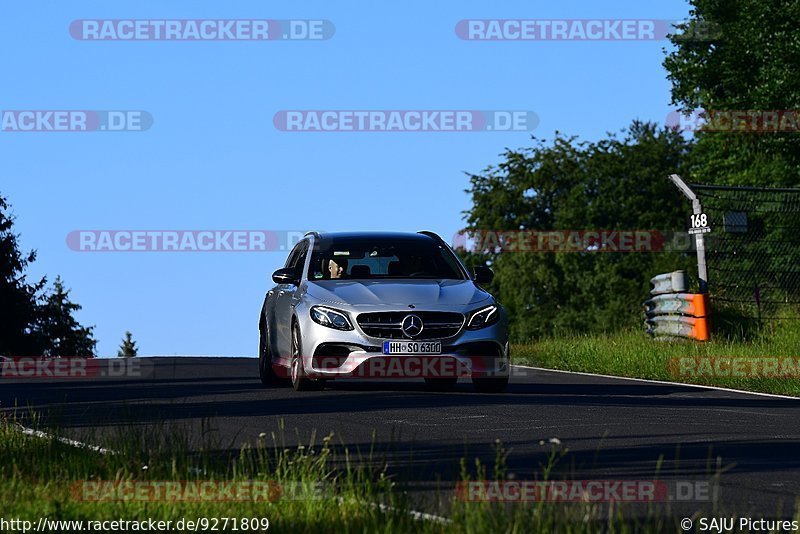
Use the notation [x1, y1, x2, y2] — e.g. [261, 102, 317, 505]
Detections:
[2, 357, 799, 519]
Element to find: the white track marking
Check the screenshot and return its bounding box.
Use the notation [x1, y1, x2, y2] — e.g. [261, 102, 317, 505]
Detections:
[14, 424, 451, 524]
[512, 364, 800, 401]
[17, 424, 115, 454]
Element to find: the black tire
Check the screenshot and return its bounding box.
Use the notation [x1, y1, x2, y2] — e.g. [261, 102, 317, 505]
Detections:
[290, 323, 323, 391]
[259, 325, 286, 386]
[424, 377, 458, 391]
[472, 376, 509, 393]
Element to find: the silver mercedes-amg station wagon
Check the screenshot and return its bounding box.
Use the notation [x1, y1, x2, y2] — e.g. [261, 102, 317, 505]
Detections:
[258, 231, 509, 392]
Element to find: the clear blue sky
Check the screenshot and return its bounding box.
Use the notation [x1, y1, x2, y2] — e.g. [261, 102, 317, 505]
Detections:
[1, 0, 691, 356]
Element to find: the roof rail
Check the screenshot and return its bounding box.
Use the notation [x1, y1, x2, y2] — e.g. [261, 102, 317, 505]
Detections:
[417, 230, 445, 244]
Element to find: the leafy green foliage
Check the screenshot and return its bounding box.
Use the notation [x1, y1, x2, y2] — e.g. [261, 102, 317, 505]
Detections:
[664, 0, 800, 186]
[461, 123, 694, 340]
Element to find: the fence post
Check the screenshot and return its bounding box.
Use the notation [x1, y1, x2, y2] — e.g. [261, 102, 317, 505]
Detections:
[669, 174, 708, 294]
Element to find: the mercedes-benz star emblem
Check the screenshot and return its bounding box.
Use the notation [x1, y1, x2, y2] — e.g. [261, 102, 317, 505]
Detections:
[401, 314, 423, 338]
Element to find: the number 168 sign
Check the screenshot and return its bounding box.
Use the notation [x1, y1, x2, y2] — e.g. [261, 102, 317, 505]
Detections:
[688, 212, 712, 235]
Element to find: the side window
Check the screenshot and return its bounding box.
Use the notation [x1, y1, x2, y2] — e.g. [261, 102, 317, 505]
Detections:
[295, 241, 309, 272]
[285, 240, 309, 272]
[284, 244, 302, 269]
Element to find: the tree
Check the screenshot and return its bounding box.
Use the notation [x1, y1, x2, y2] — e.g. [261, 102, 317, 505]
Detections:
[461, 122, 695, 340]
[664, 2, 800, 332]
[0, 194, 47, 356]
[0, 192, 97, 356]
[663, 0, 800, 187]
[117, 331, 138, 357]
[35, 277, 97, 357]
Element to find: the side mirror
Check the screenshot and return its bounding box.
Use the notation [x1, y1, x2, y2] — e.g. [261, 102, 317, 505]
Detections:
[473, 266, 494, 285]
[272, 267, 300, 285]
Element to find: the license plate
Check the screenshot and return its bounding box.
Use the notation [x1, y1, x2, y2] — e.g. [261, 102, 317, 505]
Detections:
[383, 341, 442, 355]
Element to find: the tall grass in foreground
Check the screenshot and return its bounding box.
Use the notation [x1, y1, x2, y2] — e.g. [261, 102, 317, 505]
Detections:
[0, 415, 408, 533]
[2, 415, 797, 533]
[513, 323, 800, 396]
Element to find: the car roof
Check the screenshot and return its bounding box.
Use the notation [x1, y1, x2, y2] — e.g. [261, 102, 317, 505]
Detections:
[317, 231, 432, 239]
[311, 231, 440, 244]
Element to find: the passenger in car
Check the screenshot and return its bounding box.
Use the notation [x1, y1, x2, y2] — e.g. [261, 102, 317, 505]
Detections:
[328, 258, 348, 279]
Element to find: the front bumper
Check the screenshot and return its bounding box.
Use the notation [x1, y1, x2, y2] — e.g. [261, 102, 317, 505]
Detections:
[297, 309, 509, 380]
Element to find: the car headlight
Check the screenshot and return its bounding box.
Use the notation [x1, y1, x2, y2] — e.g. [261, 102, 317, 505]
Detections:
[466, 305, 499, 330]
[310, 306, 354, 331]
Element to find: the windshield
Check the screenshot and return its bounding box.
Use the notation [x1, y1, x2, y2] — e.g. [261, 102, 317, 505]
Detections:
[308, 237, 466, 281]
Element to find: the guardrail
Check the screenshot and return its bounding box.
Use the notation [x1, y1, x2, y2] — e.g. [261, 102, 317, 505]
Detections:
[644, 270, 710, 341]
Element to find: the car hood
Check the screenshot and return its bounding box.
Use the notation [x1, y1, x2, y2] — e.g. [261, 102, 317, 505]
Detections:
[306, 279, 491, 307]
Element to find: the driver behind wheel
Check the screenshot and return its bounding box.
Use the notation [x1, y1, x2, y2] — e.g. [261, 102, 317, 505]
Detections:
[328, 257, 348, 279]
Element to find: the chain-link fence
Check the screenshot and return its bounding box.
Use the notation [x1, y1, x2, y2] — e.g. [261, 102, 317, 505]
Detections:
[691, 183, 800, 331]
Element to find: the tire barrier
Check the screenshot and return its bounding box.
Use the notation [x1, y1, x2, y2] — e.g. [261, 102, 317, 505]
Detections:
[644, 271, 710, 341]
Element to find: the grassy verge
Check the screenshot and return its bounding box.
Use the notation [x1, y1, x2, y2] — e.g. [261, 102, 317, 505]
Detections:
[512, 323, 800, 396]
[0, 418, 406, 533]
[0, 417, 749, 533]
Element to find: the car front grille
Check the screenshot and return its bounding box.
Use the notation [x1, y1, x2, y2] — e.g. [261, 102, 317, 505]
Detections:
[356, 311, 464, 340]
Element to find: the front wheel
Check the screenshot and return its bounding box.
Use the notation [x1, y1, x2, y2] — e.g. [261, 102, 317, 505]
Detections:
[290, 323, 323, 391]
[472, 376, 509, 393]
[259, 327, 286, 386]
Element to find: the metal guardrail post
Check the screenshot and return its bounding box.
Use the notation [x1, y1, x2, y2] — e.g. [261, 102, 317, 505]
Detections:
[669, 174, 708, 294]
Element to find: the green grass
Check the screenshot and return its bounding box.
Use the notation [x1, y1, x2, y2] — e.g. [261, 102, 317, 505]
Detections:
[0, 417, 411, 533]
[0, 416, 766, 533]
[512, 323, 800, 396]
